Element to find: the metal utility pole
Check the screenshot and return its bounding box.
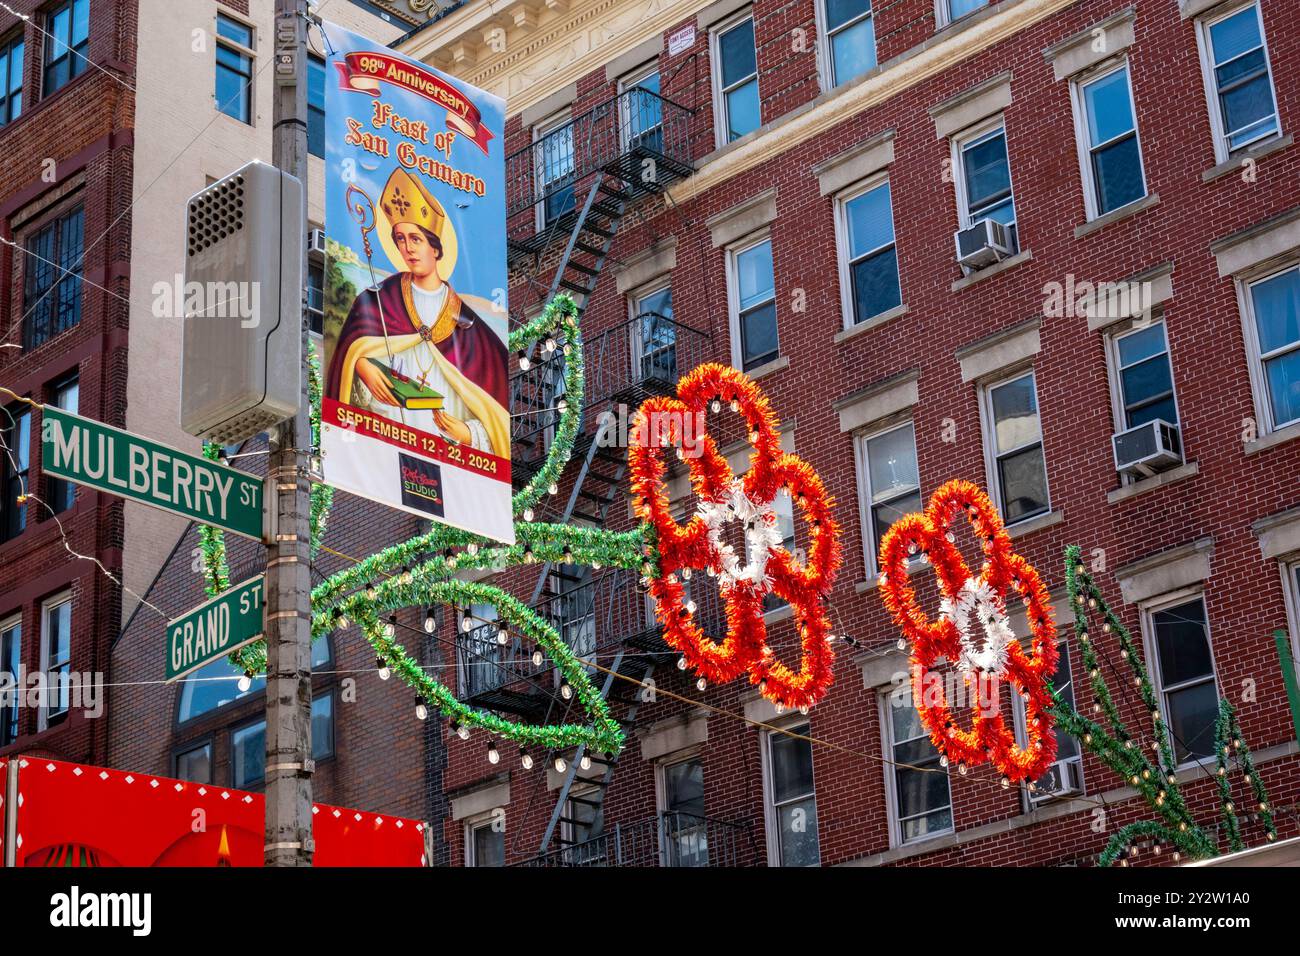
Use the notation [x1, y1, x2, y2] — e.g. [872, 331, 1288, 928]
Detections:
[265, 0, 314, 866]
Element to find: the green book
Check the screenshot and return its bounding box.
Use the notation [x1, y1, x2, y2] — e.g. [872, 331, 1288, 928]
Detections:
[365, 358, 445, 411]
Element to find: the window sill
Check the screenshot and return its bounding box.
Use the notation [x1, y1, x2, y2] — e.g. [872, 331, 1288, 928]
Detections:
[1203, 134, 1293, 183]
[856, 557, 924, 593]
[834, 304, 909, 344]
[1244, 420, 1300, 456]
[1006, 509, 1064, 539]
[763, 603, 794, 626]
[744, 355, 790, 380]
[1073, 193, 1160, 240]
[951, 250, 1033, 292]
[1106, 460, 1199, 504]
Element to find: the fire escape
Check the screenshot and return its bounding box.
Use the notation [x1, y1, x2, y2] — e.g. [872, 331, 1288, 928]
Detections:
[451, 79, 757, 865]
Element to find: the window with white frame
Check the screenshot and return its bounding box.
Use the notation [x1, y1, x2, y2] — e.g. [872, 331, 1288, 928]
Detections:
[659, 755, 708, 866]
[1073, 61, 1146, 218]
[1285, 560, 1300, 673]
[632, 284, 676, 383]
[981, 370, 1049, 524]
[728, 237, 778, 372]
[535, 112, 576, 228]
[458, 601, 502, 698]
[1242, 264, 1300, 433]
[712, 11, 760, 145]
[857, 420, 920, 576]
[955, 122, 1018, 254]
[562, 783, 602, 852]
[215, 12, 254, 124]
[838, 178, 901, 326]
[883, 689, 952, 843]
[50, 374, 79, 513]
[821, 0, 876, 89]
[619, 62, 663, 154]
[1197, 1, 1280, 160]
[466, 813, 505, 867]
[937, 0, 989, 31]
[764, 722, 820, 865]
[1014, 641, 1083, 803]
[40, 592, 71, 727]
[1109, 319, 1179, 432]
[1145, 594, 1219, 764]
[1, 613, 20, 745]
[763, 488, 797, 613]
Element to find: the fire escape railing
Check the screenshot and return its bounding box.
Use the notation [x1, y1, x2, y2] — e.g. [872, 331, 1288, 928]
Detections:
[516, 812, 761, 867]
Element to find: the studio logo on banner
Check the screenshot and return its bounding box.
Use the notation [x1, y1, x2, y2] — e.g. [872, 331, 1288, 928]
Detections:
[399, 454, 445, 517]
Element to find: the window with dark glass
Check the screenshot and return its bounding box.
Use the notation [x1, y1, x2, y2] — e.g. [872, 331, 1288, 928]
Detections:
[1246, 265, 1300, 431]
[1, 616, 21, 745]
[179, 634, 329, 724]
[733, 238, 778, 371]
[1079, 64, 1145, 216]
[959, 126, 1017, 253]
[175, 742, 212, 784]
[1150, 597, 1218, 764]
[312, 692, 334, 760]
[661, 757, 707, 866]
[945, 0, 988, 24]
[42, 0, 88, 98]
[1204, 3, 1279, 154]
[307, 259, 324, 335]
[1114, 321, 1177, 429]
[23, 205, 84, 350]
[843, 180, 900, 324]
[42, 595, 71, 724]
[767, 723, 820, 865]
[215, 13, 253, 124]
[49, 375, 79, 512]
[862, 422, 920, 574]
[231, 719, 265, 788]
[0, 32, 23, 125]
[824, 0, 875, 87]
[620, 65, 662, 154]
[715, 14, 759, 143]
[1, 406, 30, 541]
[469, 819, 505, 867]
[308, 53, 325, 157]
[536, 114, 575, 226]
[633, 285, 676, 383]
[886, 694, 952, 843]
[986, 371, 1049, 524]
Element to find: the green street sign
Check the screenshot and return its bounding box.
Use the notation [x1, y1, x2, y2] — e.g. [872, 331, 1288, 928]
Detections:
[40, 406, 265, 540]
[166, 575, 265, 682]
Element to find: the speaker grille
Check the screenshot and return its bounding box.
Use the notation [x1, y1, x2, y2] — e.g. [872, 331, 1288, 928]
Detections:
[186, 173, 246, 258]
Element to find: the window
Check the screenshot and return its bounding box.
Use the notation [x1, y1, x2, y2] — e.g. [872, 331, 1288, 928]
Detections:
[179, 634, 329, 724]
[40, 592, 71, 727]
[712, 12, 759, 144]
[307, 258, 324, 335]
[1198, 2, 1279, 158]
[307, 53, 325, 157]
[822, 0, 876, 88]
[938, 0, 988, 29]
[215, 13, 254, 124]
[1110, 319, 1179, 432]
[764, 723, 819, 865]
[838, 179, 901, 325]
[312, 692, 335, 761]
[659, 756, 707, 866]
[561, 784, 602, 854]
[884, 690, 952, 843]
[619, 63, 663, 154]
[23, 205, 84, 350]
[857, 421, 920, 576]
[535, 113, 575, 228]
[554, 567, 595, 667]
[729, 237, 778, 372]
[42, 0, 88, 98]
[1014, 641, 1082, 802]
[231, 719, 265, 788]
[0, 32, 23, 125]
[632, 285, 676, 383]
[1243, 265, 1300, 432]
[175, 742, 212, 784]
[955, 124, 1018, 254]
[1145, 595, 1219, 764]
[763, 488, 797, 613]
[982, 371, 1049, 524]
[49, 375, 79, 513]
[466, 816, 504, 867]
[1, 615, 20, 745]
[458, 602, 501, 698]
[1075, 62, 1146, 217]
[1, 406, 30, 541]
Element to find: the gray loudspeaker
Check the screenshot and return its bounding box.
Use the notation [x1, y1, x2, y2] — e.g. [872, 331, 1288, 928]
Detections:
[180, 160, 304, 444]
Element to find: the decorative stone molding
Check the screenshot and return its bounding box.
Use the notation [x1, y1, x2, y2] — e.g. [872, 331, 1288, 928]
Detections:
[1179, 0, 1232, 19]
[1084, 261, 1175, 332]
[665, 421, 795, 502]
[955, 317, 1041, 383]
[1042, 7, 1136, 81]
[857, 647, 908, 690]
[639, 711, 708, 760]
[929, 71, 1012, 140]
[696, 0, 751, 29]
[604, 33, 663, 82]
[519, 82, 578, 128]
[614, 237, 677, 295]
[1113, 537, 1214, 605]
[1211, 206, 1300, 278]
[742, 691, 781, 725]
[812, 130, 896, 197]
[1252, 505, 1300, 560]
[450, 777, 511, 820]
[833, 369, 919, 434]
[707, 187, 778, 248]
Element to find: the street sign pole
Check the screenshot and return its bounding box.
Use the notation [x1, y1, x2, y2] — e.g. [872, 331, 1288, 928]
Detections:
[265, 0, 314, 867]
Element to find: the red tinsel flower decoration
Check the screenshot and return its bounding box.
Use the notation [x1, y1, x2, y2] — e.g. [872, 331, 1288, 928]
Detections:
[878, 479, 1058, 783]
[629, 364, 841, 710]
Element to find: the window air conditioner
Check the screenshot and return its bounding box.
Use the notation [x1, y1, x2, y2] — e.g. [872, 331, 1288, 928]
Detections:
[955, 218, 1014, 271]
[1112, 419, 1182, 478]
[308, 228, 326, 256]
[1029, 758, 1083, 802]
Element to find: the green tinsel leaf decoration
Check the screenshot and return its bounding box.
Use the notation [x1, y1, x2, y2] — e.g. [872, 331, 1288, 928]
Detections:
[1214, 698, 1277, 853]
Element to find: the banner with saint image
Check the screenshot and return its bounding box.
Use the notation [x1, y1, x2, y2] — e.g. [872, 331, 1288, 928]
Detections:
[320, 23, 512, 543]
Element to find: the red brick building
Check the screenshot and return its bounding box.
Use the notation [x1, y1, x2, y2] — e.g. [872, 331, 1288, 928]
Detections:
[0, 0, 135, 768]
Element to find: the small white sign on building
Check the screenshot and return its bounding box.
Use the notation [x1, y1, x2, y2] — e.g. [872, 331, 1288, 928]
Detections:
[668, 24, 696, 57]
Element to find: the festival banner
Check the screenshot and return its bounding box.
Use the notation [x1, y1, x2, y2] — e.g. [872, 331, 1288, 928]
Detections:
[320, 23, 513, 544]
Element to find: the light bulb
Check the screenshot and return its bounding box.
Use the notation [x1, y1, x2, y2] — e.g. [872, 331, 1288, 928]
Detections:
[424, 610, 436, 633]
[532, 648, 545, 667]
[461, 616, 474, 633]
[384, 621, 395, 638]
[520, 748, 533, 770]
[696, 677, 707, 691]
[377, 657, 391, 681]
[560, 682, 573, 700]
[523, 508, 534, 522]
[415, 696, 428, 720]
[580, 753, 592, 770]
[548, 482, 558, 496]
[366, 585, 377, 601]
[554, 756, 567, 773]
[237, 672, 253, 693]
[487, 742, 500, 764]
[456, 722, 470, 741]
[497, 628, 509, 646]
[467, 542, 479, 556]
[336, 614, 349, 629]
[519, 353, 531, 371]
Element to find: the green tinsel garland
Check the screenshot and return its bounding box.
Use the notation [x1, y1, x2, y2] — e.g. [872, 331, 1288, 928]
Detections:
[1056, 544, 1278, 865]
[1214, 698, 1277, 852]
[200, 295, 647, 755]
